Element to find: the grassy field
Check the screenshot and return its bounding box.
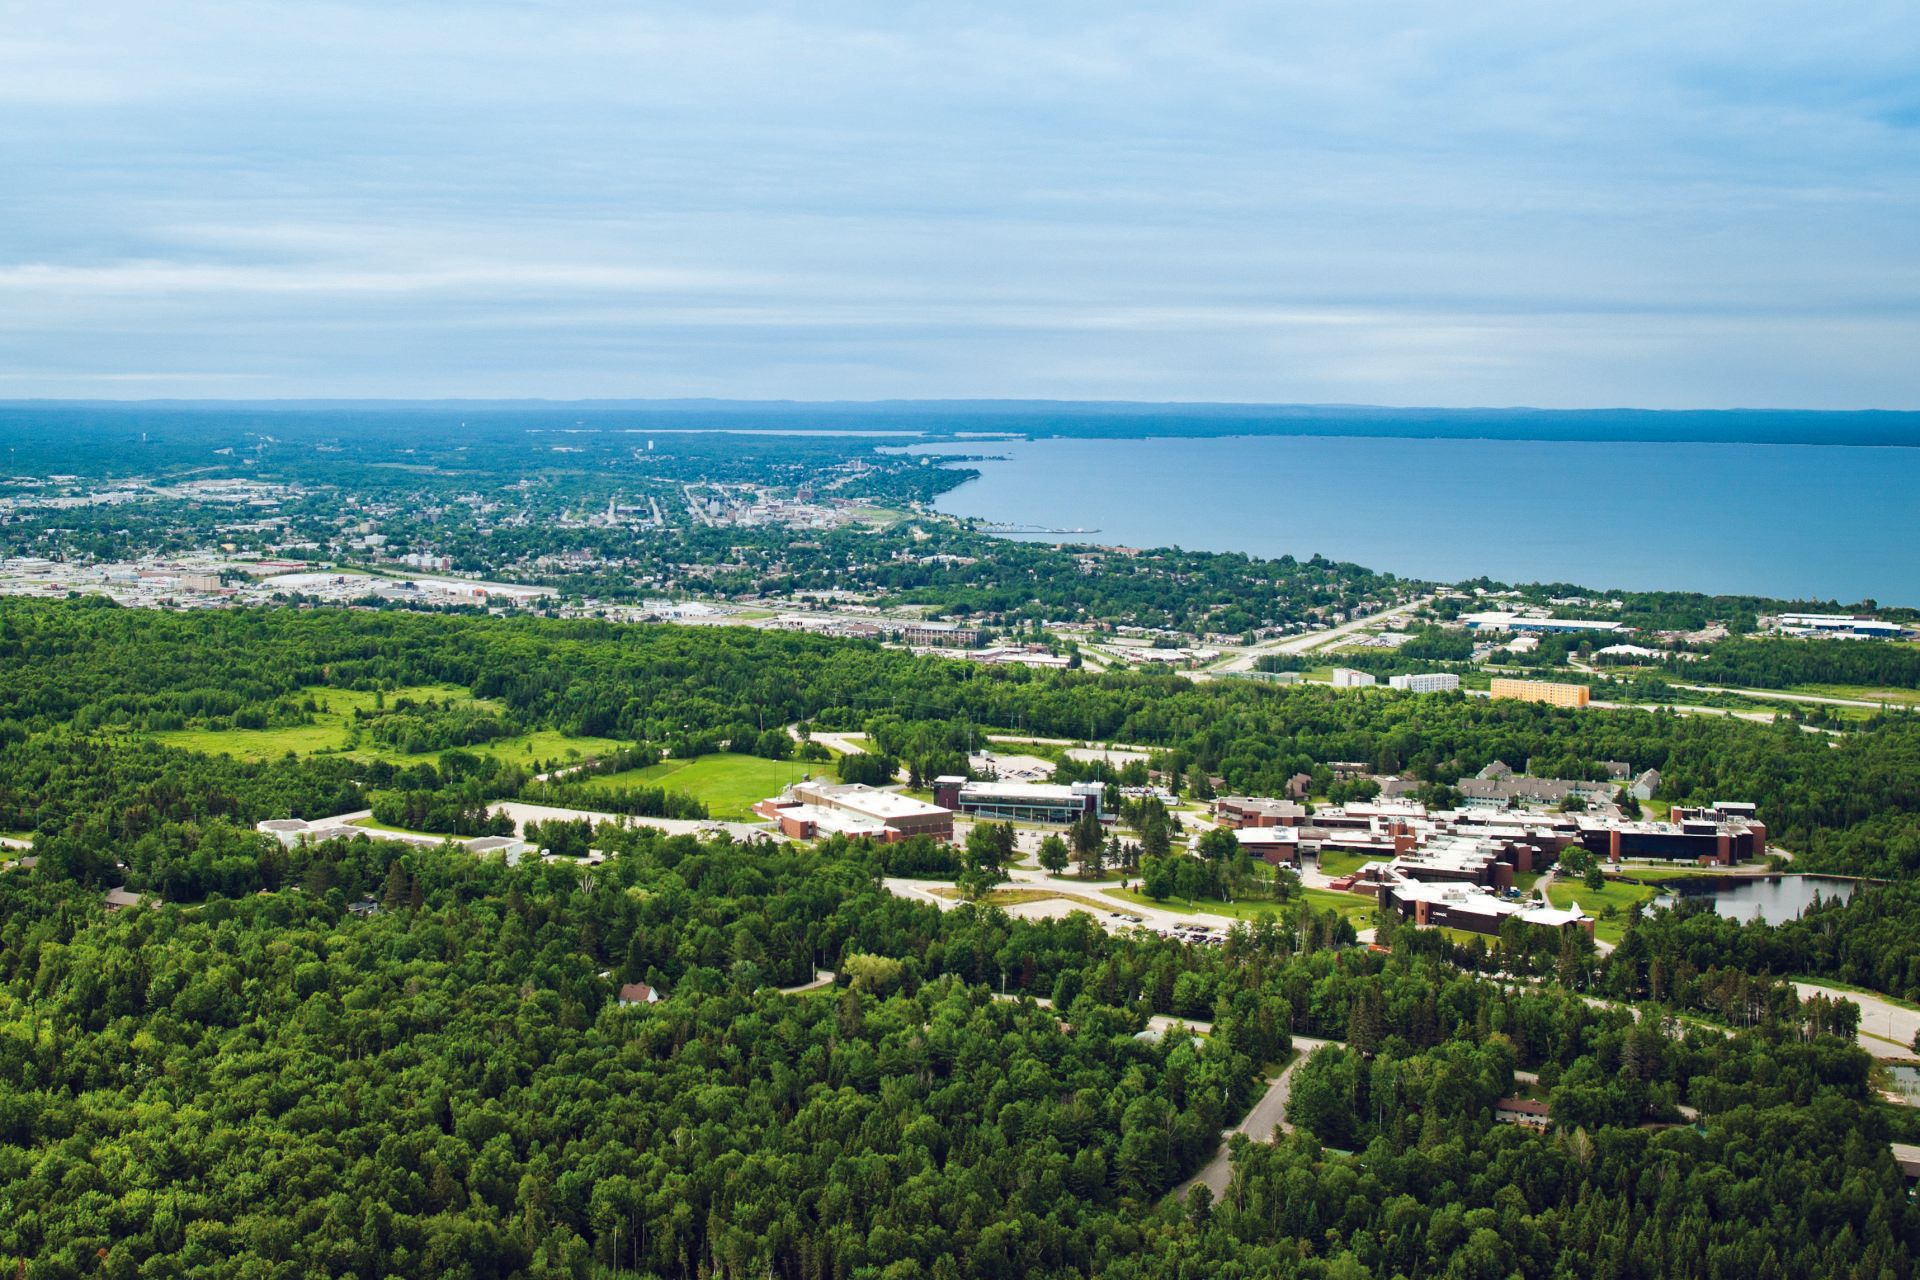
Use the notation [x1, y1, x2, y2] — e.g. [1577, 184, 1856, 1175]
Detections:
[1791, 683, 1920, 707]
[928, 887, 1064, 906]
[1107, 887, 1285, 923]
[586, 752, 834, 819]
[151, 683, 624, 768]
[1616, 863, 1716, 883]
[1302, 887, 1378, 926]
[1548, 877, 1663, 942]
[1313, 850, 1374, 878]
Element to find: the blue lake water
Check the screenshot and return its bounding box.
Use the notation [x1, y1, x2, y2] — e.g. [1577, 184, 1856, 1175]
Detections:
[915, 435, 1920, 603]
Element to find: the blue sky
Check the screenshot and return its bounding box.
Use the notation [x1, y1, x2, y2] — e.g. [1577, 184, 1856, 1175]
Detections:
[2, 1, 1917, 406]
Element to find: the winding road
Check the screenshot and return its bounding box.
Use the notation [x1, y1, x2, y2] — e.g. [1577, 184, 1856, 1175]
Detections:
[1178, 1034, 1338, 1200]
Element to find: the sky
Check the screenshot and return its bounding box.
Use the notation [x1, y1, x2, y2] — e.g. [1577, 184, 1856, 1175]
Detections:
[2, 1, 1918, 407]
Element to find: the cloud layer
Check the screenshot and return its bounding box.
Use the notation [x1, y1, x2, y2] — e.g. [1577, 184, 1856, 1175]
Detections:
[3, 1, 1917, 405]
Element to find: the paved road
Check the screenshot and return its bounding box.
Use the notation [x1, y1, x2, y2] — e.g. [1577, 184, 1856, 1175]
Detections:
[787, 725, 871, 756]
[488, 800, 783, 845]
[884, 866, 1375, 940]
[984, 733, 1152, 752]
[1179, 1034, 1339, 1200]
[1794, 980, 1919, 1060]
[1671, 683, 1894, 710]
[775, 969, 837, 995]
[1207, 596, 1431, 675]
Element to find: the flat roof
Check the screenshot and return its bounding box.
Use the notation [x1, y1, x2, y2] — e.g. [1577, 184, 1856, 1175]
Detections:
[796, 782, 949, 822]
[958, 780, 1100, 800]
[775, 803, 890, 838]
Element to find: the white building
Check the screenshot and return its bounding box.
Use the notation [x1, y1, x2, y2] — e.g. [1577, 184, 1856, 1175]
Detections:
[1388, 672, 1461, 693]
[1331, 668, 1377, 688]
[1773, 613, 1905, 639]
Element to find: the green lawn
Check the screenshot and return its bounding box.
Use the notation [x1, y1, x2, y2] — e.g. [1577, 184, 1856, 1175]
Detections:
[1791, 683, 1920, 707]
[586, 752, 835, 819]
[1314, 850, 1374, 878]
[1547, 877, 1663, 942]
[1107, 887, 1287, 923]
[1615, 863, 1713, 884]
[349, 817, 452, 839]
[150, 683, 624, 768]
[1302, 888, 1378, 926]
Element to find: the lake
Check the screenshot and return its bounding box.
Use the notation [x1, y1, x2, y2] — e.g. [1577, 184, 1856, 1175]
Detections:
[915, 435, 1920, 603]
[1651, 874, 1859, 924]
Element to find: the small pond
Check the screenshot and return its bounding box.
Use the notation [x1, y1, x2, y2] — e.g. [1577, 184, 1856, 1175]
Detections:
[1650, 874, 1859, 924]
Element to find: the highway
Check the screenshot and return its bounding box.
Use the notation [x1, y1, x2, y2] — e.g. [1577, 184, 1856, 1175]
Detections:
[1204, 594, 1433, 675]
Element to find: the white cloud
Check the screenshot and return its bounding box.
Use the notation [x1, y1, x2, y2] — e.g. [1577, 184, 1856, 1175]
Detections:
[0, 0, 1916, 403]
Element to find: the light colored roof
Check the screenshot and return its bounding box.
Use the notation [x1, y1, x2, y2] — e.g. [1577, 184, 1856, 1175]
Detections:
[769, 802, 890, 838]
[1518, 903, 1587, 927]
[958, 780, 1101, 801]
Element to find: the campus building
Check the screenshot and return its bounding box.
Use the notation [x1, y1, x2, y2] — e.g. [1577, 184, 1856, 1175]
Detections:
[756, 781, 954, 842]
[1212, 795, 1309, 828]
[1576, 802, 1766, 865]
[1381, 878, 1593, 939]
[933, 776, 1105, 824]
[1489, 678, 1591, 708]
[1233, 826, 1301, 866]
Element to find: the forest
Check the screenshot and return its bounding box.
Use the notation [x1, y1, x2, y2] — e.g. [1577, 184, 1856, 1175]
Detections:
[0, 821, 1915, 1277]
[5, 598, 1919, 875]
[1, 597, 1919, 1276]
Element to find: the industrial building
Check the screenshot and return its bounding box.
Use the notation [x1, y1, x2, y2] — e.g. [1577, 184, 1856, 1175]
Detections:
[1459, 611, 1626, 636]
[933, 776, 1105, 823]
[756, 781, 954, 842]
[1772, 613, 1906, 639]
[1489, 678, 1590, 708]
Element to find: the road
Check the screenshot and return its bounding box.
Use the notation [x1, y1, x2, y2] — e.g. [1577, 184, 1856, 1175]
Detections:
[1668, 683, 1894, 710]
[488, 800, 783, 845]
[1794, 980, 1919, 1060]
[786, 724, 871, 756]
[776, 969, 837, 995]
[1207, 595, 1431, 676]
[1179, 1035, 1338, 1200]
[886, 865, 1337, 939]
